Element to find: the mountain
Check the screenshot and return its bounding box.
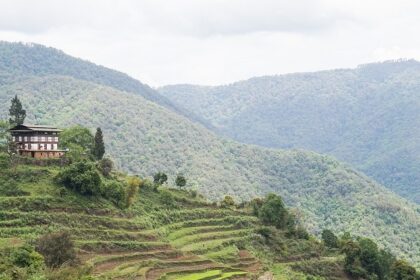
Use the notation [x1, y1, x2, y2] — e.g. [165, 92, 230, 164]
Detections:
[0, 41, 213, 130]
[0, 43, 419, 265]
[158, 60, 420, 204]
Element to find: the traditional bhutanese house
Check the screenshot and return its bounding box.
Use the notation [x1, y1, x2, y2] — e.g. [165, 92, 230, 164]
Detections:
[9, 124, 67, 159]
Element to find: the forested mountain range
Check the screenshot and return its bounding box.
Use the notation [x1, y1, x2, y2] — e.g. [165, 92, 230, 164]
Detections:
[159, 60, 420, 204]
[0, 42, 212, 130]
[0, 42, 419, 265]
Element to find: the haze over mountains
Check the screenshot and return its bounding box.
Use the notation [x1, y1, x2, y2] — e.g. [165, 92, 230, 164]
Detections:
[159, 61, 420, 204]
[0, 42, 419, 265]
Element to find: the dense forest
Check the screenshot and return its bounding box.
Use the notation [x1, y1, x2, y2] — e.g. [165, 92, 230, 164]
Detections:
[0, 43, 419, 267]
[159, 60, 420, 204]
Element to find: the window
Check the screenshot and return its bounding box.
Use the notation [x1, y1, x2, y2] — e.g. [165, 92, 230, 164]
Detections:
[41, 136, 46, 142]
[54, 137, 58, 142]
[46, 144, 51, 150]
[47, 137, 52, 142]
[24, 136, 27, 142]
[19, 136, 22, 141]
[24, 144, 28, 150]
[12, 136, 15, 141]
[52, 144, 57, 150]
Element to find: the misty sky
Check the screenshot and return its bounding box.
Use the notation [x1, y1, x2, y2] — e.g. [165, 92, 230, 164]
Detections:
[1, 0, 420, 86]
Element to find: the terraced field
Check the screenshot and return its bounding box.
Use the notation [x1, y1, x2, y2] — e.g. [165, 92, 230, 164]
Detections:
[0, 166, 264, 279]
[1, 165, 357, 279]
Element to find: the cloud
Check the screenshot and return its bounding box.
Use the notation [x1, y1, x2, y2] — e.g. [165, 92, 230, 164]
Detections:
[0, 0, 354, 36]
[1, 0, 420, 86]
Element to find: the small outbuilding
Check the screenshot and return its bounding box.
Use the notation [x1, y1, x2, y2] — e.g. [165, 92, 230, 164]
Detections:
[9, 124, 67, 158]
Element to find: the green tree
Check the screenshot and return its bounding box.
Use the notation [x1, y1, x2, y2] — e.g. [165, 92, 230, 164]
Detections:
[258, 193, 289, 229]
[175, 174, 187, 188]
[93, 127, 105, 160]
[101, 181, 126, 208]
[359, 238, 380, 276]
[60, 126, 94, 161]
[153, 172, 168, 185]
[322, 229, 339, 248]
[8, 95, 26, 126]
[55, 160, 101, 195]
[10, 244, 44, 269]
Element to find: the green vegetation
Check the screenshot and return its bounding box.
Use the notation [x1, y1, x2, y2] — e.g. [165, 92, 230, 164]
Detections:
[56, 160, 102, 196]
[36, 231, 78, 268]
[159, 60, 420, 204]
[0, 158, 419, 279]
[93, 127, 105, 160]
[0, 43, 419, 268]
[9, 95, 26, 126]
[175, 174, 187, 188]
[322, 230, 339, 249]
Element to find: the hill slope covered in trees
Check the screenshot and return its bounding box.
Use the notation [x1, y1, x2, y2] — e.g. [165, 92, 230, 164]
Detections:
[0, 76, 419, 266]
[159, 60, 420, 204]
[0, 41, 212, 129]
[0, 43, 418, 266]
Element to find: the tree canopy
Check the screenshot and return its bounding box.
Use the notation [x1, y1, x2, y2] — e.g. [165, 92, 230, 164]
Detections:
[93, 127, 105, 160]
[8, 95, 26, 126]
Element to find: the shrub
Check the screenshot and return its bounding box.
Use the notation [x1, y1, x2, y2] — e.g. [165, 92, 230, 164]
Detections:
[97, 157, 114, 177]
[160, 189, 176, 207]
[322, 229, 339, 248]
[256, 226, 274, 240]
[0, 152, 10, 170]
[101, 181, 126, 208]
[55, 160, 102, 195]
[250, 197, 264, 216]
[220, 195, 235, 208]
[126, 176, 140, 207]
[391, 260, 418, 280]
[36, 231, 77, 268]
[153, 172, 168, 185]
[190, 189, 198, 198]
[139, 178, 154, 191]
[175, 174, 187, 188]
[11, 244, 44, 269]
[258, 193, 289, 229]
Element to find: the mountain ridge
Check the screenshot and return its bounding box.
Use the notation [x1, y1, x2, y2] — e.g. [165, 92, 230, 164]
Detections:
[158, 60, 420, 204]
[0, 42, 419, 265]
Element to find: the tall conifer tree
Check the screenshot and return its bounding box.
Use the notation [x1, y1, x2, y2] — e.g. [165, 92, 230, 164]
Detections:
[9, 95, 26, 126]
[93, 127, 105, 160]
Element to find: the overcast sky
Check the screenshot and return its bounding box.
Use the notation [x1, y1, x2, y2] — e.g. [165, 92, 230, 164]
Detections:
[1, 0, 420, 86]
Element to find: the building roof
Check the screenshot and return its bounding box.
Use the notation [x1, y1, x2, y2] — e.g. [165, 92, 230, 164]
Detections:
[9, 124, 63, 132]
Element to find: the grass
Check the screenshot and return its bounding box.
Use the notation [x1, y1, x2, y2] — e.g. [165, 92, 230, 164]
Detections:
[272, 263, 323, 280]
[171, 269, 222, 280]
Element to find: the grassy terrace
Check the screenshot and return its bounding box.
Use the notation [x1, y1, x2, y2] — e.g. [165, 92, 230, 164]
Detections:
[0, 165, 263, 279]
[0, 165, 350, 279]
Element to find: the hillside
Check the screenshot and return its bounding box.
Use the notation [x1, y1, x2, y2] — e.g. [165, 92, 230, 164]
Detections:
[158, 60, 420, 204]
[0, 75, 419, 266]
[1, 163, 417, 279]
[0, 164, 323, 279]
